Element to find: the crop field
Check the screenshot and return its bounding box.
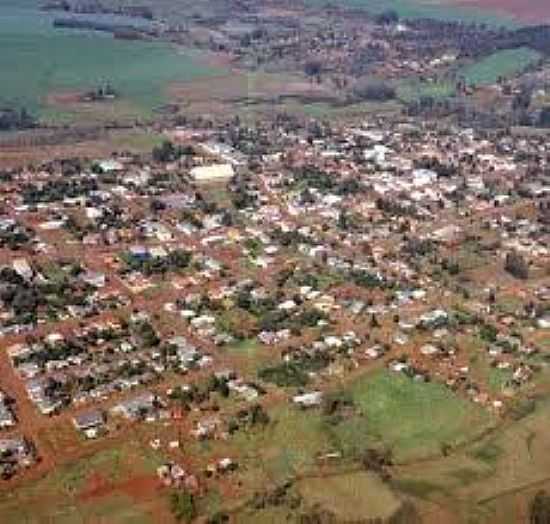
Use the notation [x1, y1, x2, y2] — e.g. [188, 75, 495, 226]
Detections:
[0, 2, 220, 122]
[460, 47, 542, 86]
[306, 0, 518, 25]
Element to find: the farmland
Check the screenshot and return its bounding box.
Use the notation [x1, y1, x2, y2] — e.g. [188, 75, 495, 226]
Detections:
[0, 2, 221, 122]
[305, 0, 518, 25]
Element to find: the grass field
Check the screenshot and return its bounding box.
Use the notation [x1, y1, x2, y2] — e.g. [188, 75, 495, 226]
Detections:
[460, 47, 542, 86]
[334, 370, 495, 462]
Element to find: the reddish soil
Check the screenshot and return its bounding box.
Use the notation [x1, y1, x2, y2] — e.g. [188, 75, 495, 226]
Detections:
[79, 472, 114, 501]
[79, 473, 160, 503]
[456, 0, 550, 23]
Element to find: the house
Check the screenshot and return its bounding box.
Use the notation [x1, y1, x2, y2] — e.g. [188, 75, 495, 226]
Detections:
[111, 392, 158, 420]
[72, 409, 105, 439]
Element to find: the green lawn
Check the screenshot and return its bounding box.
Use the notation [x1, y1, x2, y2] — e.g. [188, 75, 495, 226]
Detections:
[460, 48, 542, 86]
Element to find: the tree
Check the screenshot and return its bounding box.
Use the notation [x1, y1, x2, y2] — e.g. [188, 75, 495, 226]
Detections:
[170, 491, 196, 523]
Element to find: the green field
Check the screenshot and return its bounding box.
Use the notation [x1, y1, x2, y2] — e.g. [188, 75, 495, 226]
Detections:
[333, 370, 496, 462]
[460, 47, 542, 86]
[0, 1, 220, 120]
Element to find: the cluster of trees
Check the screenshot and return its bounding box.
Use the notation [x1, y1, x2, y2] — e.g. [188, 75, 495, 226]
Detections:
[152, 140, 193, 163]
[349, 269, 387, 289]
[0, 108, 36, 132]
[402, 237, 434, 257]
[22, 178, 98, 204]
[258, 361, 310, 387]
[376, 197, 420, 219]
[375, 9, 399, 26]
[130, 320, 160, 348]
[228, 404, 270, 434]
[0, 225, 32, 251]
[353, 80, 396, 102]
[414, 156, 457, 178]
[122, 249, 192, 276]
[291, 166, 364, 196]
[504, 251, 529, 280]
[229, 174, 258, 210]
[259, 350, 332, 387]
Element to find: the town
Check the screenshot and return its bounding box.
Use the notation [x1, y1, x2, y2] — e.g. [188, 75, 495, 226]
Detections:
[1, 106, 549, 521]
